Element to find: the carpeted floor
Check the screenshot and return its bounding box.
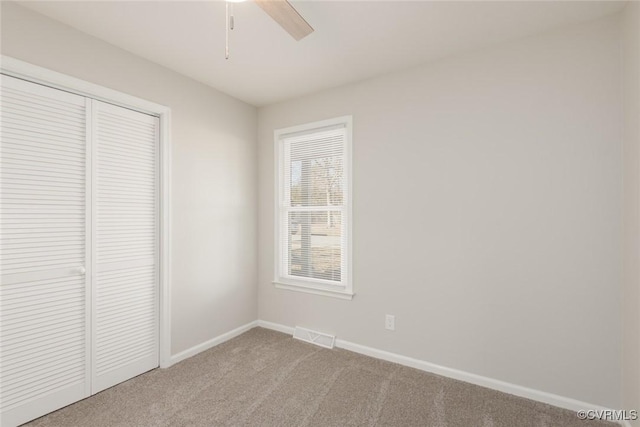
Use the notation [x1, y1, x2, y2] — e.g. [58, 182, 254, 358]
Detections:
[26, 327, 615, 427]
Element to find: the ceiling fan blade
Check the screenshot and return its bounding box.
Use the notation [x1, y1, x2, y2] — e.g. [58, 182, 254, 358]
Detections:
[254, 0, 314, 41]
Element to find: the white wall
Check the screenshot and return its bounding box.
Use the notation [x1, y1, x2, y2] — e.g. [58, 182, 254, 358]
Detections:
[258, 16, 622, 408]
[0, 2, 258, 356]
[622, 1, 640, 424]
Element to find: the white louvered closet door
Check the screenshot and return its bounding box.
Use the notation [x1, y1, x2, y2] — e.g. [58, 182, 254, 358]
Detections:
[92, 100, 159, 393]
[0, 75, 90, 427]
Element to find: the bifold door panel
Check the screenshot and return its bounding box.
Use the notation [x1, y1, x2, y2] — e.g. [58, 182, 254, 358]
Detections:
[0, 75, 90, 427]
[92, 101, 159, 394]
[0, 75, 159, 427]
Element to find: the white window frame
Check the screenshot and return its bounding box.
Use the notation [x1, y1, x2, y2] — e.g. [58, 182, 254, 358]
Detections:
[1, 55, 173, 368]
[273, 116, 353, 300]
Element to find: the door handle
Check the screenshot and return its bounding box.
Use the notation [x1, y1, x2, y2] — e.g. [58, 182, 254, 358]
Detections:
[75, 266, 86, 275]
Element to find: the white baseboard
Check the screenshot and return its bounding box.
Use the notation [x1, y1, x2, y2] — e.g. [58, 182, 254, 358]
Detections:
[258, 320, 295, 335]
[256, 320, 615, 418]
[166, 320, 628, 426]
[169, 320, 258, 365]
[334, 339, 614, 414]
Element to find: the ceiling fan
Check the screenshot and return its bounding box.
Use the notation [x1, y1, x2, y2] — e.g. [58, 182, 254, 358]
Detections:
[225, 0, 313, 59]
[253, 0, 314, 41]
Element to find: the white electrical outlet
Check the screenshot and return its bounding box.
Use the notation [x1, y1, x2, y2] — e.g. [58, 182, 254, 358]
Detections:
[385, 314, 395, 331]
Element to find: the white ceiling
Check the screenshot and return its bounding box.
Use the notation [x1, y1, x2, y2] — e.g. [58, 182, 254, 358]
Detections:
[18, 0, 626, 107]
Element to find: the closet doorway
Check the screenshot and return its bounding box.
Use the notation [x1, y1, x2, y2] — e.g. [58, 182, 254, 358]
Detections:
[0, 59, 171, 427]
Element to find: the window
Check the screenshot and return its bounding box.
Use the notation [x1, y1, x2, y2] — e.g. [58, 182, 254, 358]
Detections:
[274, 116, 353, 299]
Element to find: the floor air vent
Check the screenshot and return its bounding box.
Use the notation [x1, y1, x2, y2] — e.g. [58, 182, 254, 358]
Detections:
[293, 326, 335, 349]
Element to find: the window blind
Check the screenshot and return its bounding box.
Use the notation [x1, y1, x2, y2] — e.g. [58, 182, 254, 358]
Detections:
[278, 124, 348, 287]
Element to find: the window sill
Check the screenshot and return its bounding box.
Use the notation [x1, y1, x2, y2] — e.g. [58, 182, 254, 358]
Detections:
[272, 281, 354, 300]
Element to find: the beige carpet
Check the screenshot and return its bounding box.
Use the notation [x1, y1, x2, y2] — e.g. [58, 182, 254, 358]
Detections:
[26, 328, 615, 427]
